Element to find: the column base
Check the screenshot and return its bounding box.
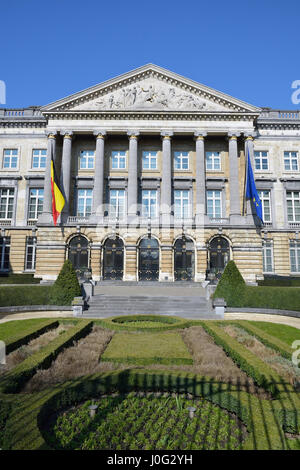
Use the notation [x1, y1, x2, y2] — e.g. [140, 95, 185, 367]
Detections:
[159, 272, 174, 282]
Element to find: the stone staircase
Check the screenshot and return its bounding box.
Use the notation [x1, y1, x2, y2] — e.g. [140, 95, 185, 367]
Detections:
[84, 282, 217, 319]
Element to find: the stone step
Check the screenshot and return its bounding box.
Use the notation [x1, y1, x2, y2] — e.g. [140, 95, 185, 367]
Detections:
[86, 293, 213, 319]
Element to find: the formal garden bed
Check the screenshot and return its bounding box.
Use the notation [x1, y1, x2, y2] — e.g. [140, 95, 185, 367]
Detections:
[43, 392, 247, 450]
[0, 315, 299, 450]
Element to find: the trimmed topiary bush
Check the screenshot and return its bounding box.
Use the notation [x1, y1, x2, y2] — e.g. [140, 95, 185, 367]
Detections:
[49, 260, 81, 306]
[213, 260, 245, 305]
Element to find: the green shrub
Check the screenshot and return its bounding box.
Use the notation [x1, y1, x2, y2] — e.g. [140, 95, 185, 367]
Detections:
[236, 286, 300, 311]
[49, 260, 81, 306]
[0, 286, 50, 307]
[214, 261, 300, 311]
[0, 400, 11, 448]
[258, 277, 300, 287]
[213, 260, 245, 304]
[0, 273, 41, 284]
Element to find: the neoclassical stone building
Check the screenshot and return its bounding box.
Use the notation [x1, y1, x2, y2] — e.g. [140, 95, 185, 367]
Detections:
[0, 64, 299, 282]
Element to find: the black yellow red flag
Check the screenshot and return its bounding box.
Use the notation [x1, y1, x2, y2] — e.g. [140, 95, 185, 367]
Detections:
[50, 156, 65, 225]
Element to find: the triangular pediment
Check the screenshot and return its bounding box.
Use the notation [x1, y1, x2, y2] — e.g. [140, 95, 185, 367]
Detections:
[42, 64, 260, 114]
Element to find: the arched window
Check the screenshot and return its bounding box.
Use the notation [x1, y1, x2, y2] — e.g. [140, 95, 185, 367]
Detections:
[174, 237, 195, 281]
[138, 237, 159, 281]
[103, 237, 124, 280]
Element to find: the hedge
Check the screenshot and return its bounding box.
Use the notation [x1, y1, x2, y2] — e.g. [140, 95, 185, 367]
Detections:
[0, 320, 93, 394]
[95, 315, 193, 332]
[214, 262, 300, 311]
[231, 321, 293, 360]
[258, 277, 300, 287]
[1, 368, 297, 450]
[0, 273, 42, 284]
[0, 285, 50, 307]
[201, 321, 290, 397]
[0, 319, 59, 354]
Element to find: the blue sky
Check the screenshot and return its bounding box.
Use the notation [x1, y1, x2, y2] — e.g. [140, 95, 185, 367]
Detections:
[1, 0, 299, 109]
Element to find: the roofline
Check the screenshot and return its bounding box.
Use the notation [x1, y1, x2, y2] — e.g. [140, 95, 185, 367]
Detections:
[40, 63, 261, 113]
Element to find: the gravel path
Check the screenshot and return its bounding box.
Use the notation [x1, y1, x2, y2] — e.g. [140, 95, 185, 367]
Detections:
[0, 310, 299, 330]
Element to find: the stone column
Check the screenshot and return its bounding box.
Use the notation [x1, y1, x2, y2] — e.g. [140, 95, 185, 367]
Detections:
[60, 131, 73, 220]
[228, 132, 241, 224]
[194, 131, 207, 225]
[245, 134, 255, 218]
[127, 131, 139, 218]
[160, 132, 173, 224]
[39, 132, 56, 223]
[92, 130, 106, 219]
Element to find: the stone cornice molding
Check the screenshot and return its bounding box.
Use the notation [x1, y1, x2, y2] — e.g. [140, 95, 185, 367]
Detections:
[42, 110, 259, 123]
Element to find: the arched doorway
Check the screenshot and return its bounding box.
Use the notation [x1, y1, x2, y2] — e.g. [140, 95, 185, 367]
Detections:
[68, 235, 89, 276]
[208, 236, 230, 279]
[138, 238, 159, 281]
[103, 237, 124, 280]
[174, 237, 195, 281]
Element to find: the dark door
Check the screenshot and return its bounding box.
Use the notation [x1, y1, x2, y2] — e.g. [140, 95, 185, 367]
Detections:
[103, 237, 124, 280]
[174, 237, 194, 281]
[208, 237, 230, 278]
[68, 235, 89, 276]
[138, 238, 159, 281]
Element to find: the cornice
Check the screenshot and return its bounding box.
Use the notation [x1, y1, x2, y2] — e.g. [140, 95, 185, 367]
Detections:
[0, 121, 46, 128]
[42, 110, 259, 122]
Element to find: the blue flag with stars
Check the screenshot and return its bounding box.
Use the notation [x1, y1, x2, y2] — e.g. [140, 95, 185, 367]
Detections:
[246, 149, 264, 223]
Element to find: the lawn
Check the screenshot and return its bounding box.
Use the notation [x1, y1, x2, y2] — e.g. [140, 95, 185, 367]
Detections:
[249, 321, 300, 346]
[0, 318, 58, 351]
[101, 331, 193, 365]
[0, 316, 299, 451]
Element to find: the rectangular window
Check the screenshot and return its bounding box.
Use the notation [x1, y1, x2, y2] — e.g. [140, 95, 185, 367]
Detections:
[80, 150, 95, 169]
[111, 151, 126, 169]
[142, 190, 157, 218]
[284, 151, 299, 171]
[207, 190, 222, 219]
[254, 151, 269, 171]
[174, 151, 189, 170]
[287, 191, 300, 222]
[258, 190, 271, 222]
[262, 240, 274, 273]
[32, 149, 47, 169]
[290, 241, 300, 273]
[174, 190, 190, 219]
[0, 237, 10, 271]
[206, 151, 221, 171]
[3, 149, 18, 169]
[28, 188, 44, 220]
[77, 189, 93, 217]
[0, 188, 14, 219]
[142, 151, 157, 170]
[25, 236, 37, 271]
[110, 189, 125, 218]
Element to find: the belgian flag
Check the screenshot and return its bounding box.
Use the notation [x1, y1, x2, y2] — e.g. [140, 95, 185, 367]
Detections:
[51, 156, 65, 226]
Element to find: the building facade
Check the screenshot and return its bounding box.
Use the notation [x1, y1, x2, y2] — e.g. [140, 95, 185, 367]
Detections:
[0, 64, 299, 282]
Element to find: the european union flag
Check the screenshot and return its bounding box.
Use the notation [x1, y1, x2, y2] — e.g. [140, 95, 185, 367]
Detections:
[245, 149, 264, 223]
